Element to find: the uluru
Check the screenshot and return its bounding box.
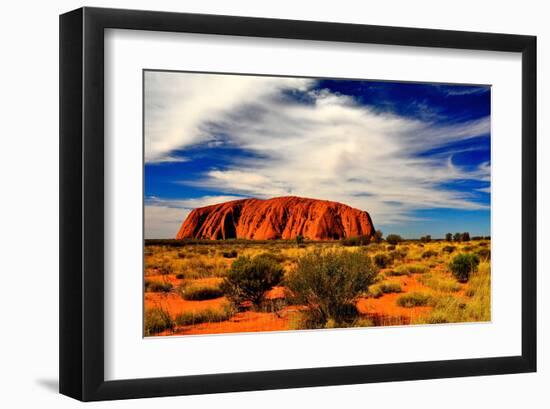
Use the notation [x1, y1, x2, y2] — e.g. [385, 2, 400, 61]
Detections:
[176, 196, 375, 241]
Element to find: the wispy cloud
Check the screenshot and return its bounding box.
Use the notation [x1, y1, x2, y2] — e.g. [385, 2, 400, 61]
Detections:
[145, 72, 490, 237]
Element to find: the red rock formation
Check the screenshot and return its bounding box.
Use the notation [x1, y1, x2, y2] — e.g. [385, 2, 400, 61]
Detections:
[176, 196, 374, 241]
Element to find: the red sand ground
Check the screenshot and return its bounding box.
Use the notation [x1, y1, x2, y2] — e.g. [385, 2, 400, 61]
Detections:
[357, 275, 432, 325]
[145, 274, 433, 336]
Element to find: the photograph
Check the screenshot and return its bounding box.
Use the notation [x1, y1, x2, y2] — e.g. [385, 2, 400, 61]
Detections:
[143, 70, 492, 337]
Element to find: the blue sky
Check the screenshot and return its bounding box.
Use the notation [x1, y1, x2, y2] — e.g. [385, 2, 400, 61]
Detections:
[144, 71, 490, 239]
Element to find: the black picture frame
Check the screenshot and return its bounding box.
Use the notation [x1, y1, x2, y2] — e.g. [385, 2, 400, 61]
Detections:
[60, 7, 537, 401]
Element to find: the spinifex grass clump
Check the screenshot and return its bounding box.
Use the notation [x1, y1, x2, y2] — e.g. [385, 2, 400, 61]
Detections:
[414, 261, 490, 324]
[396, 292, 432, 308]
[369, 281, 403, 298]
[449, 253, 480, 283]
[421, 250, 438, 259]
[178, 283, 224, 301]
[144, 280, 173, 293]
[144, 307, 174, 335]
[286, 250, 377, 328]
[221, 253, 284, 308]
[373, 253, 392, 268]
[174, 303, 235, 326]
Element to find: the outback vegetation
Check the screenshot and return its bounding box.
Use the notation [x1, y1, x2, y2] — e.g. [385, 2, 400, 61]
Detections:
[144, 231, 491, 336]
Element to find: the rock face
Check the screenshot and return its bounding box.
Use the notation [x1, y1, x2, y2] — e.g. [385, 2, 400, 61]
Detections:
[176, 196, 374, 241]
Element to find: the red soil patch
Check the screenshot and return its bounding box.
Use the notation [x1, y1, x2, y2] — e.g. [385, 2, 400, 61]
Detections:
[171, 308, 298, 336]
[356, 275, 432, 325]
[144, 292, 227, 317]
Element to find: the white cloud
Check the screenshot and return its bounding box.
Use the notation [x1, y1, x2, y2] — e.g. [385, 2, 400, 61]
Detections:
[144, 71, 313, 163]
[144, 72, 490, 236]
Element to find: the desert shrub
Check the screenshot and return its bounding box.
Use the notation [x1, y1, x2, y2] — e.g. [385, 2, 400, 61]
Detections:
[341, 235, 370, 247]
[414, 262, 490, 325]
[476, 248, 491, 261]
[385, 234, 403, 245]
[392, 263, 428, 276]
[463, 245, 475, 252]
[295, 235, 304, 245]
[396, 292, 432, 308]
[175, 273, 185, 279]
[418, 274, 461, 292]
[379, 282, 403, 293]
[221, 254, 284, 307]
[366, 243, 383, 252]
[442, 245, 456, 254]
[421, 250, 438, 259]
[145, 280, 173, 293]
[448, 253, 480, 283]
[368, 281, 402, 298]
[144, 307, 174, 335]
[222, 249, 238, 258]
[181, 257, 225, 278]
[178, 283, 223, 301]
[417, 243, 424, 248]
[421, 312, 449, 324]
[174, 303, 235, 326]
[389, 249, 407, 261]
[453, 232, 462, 242]
[373, 253, 392, 268]
[177, 251, 187, 259]
[256, 251, 287, 264]
[386, 269, 408, 277]
[386, 244, 396, 251]
[196, 247, 209, 255]
[420, 235, 432, 243]
[368, 286, 383, 298]
[461, 232, 471, 242]
[445, 233, 453, 242]
[372, 229, 383, 243]
[149, 260, 171, 275]
[286, 250, 377, 327]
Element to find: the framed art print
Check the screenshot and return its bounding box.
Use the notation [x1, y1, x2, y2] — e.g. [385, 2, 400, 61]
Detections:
[60, 7, 536, 401]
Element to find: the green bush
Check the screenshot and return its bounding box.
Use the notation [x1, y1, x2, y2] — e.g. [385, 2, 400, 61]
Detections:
[221, 254, 283, 307]
[445, 233, 453, 242]
[448, 253, 480, 283]
[385, 234, 403, 245]
[373, 253, 392, 268]
[145, 280, 173, 293]
[396, 292, 432, 308]
[295, 235, 304, 245]
[341, 235, 371, 246]
[178, 284, 223, 301]
[144, 307, 174, 335]
[286, 250, 377, 327]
